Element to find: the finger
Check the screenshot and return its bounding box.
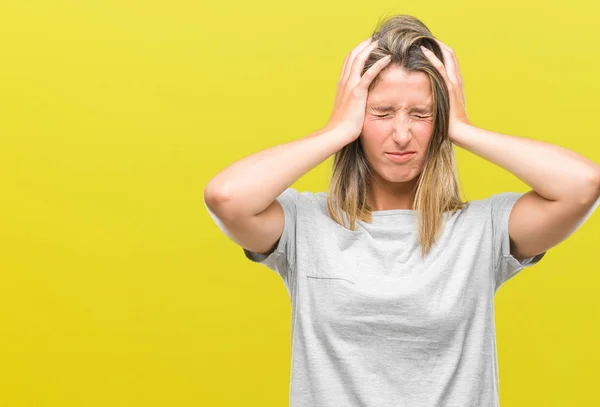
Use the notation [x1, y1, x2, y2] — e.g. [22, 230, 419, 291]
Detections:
[338, 54, 349, 84]
[420, 46, 452, 88]
[337, 53, 350, 98]
[431, 40, 458, 89]
[434, 40, 466, 110]
[334, 55, 348, 108]
[434, 39, 462, 86]
[348, 39, 380, 85]
[341, 38, 376, 87]
[337, 38, 374, 110]
[436, 39, 463, 83]
[422, 45, 468, 116]
[358, 54, 392, 91]
[340, 38, 376, 88]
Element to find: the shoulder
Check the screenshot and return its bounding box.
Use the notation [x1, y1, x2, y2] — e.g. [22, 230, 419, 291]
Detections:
[467, 192, 526, 214]
[278, 187, 325, 203]
[276, 188, 326, 216]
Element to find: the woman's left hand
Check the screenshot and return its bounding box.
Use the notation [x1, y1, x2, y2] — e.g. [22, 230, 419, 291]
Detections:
[420, 39, 470, 142]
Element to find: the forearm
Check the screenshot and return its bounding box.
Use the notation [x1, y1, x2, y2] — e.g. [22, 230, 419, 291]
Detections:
[451, 122, 600, 202]
[204, 125, 352, 219]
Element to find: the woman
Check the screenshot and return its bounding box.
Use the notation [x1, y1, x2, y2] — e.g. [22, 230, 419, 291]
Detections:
[204, 14, 600, 407]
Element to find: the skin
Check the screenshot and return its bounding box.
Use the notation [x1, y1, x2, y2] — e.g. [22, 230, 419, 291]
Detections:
[360, 66, 435, 211]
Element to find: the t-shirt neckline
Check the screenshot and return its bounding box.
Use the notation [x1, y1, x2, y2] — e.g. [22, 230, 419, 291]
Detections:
[370, 209, 419, 216]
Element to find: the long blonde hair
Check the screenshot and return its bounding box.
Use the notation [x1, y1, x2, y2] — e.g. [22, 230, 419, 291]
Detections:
[326, 14, 468, 259]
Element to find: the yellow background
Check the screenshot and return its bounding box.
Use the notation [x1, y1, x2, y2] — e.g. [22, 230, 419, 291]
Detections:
[1, 1, 599, 405]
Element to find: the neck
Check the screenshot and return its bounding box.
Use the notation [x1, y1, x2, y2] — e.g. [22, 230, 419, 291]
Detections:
[367, 174, 420, 211]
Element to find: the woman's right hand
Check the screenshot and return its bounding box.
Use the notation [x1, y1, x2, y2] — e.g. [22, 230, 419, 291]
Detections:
[324, 37, 392, 141]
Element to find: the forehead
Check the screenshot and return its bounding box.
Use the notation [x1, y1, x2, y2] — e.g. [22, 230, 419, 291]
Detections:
[367, 67, 432, 107]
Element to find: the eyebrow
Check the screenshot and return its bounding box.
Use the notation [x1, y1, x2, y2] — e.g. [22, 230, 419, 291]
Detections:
[368, 105, 433, 114]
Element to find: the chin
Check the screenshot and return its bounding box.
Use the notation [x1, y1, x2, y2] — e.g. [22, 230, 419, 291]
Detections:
[378, 168, 417, 183]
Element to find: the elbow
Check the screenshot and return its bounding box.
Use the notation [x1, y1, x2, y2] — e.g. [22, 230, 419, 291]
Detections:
[589, 166, 600, 195]
[204, 181, 228, 206]
[204, 181, 252, 222]
[579, 169, 600, 206]
[203, 182, 234, 220]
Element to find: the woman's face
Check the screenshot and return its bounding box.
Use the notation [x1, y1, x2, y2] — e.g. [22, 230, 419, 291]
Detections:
[360, 66, 435, 185]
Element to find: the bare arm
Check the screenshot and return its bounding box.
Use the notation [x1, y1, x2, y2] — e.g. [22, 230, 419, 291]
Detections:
[204, 37, 391, 255]
[203, 126, 352, 255]
[421, 38, 600, 263]
[204, 36, 389, 219]
[203, 126, 352, 220]
[452, 121, 600, 262]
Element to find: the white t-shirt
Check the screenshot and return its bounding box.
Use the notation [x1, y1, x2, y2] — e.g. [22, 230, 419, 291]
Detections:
[241, 188, 546, 406]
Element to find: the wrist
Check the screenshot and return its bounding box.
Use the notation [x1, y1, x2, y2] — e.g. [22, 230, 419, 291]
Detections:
[449, 121, 471, 147]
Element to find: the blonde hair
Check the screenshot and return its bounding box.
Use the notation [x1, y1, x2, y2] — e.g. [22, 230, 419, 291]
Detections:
[326, 13, 468, 259]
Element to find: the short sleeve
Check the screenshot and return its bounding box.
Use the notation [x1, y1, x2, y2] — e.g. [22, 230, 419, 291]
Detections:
[242, 188, 299, 280]
[489, 192, 547, 292]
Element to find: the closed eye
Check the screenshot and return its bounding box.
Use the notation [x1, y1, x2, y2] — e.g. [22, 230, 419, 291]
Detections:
[374, 114, 430, 119]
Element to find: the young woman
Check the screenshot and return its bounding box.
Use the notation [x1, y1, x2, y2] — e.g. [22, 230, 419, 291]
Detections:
[204, 14, 600, 407]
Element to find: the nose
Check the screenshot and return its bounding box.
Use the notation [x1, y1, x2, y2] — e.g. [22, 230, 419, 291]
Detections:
[391, 114, 412, 145]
